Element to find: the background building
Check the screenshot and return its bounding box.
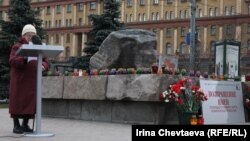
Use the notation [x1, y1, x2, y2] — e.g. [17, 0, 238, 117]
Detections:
[1, 0, 250, 72]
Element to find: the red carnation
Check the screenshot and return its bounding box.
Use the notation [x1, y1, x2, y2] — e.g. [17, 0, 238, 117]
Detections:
[177, 79, 187, 86]
[172, 84, 182, 94]
[191, 85, 200, 91]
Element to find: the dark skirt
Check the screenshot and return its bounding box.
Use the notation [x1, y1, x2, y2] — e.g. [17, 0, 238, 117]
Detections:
[11, 114, 35, 119]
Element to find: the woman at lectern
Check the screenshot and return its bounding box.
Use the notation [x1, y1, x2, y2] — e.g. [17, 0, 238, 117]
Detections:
[9, 24, 48, 134]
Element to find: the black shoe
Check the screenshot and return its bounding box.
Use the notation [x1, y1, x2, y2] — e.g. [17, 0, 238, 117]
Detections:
[13, 126, 24, 134]
[21, 125, 33, 133]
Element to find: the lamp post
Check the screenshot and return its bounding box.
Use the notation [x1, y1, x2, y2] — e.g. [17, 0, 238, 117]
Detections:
[190, 0, 196, 71]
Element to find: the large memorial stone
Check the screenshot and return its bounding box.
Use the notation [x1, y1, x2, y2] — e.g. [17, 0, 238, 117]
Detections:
[89, 29, 157, 69]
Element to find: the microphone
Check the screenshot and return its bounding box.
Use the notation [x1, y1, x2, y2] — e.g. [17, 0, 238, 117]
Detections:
[31, 35, 42, 45]
[31, 35, 47, 61]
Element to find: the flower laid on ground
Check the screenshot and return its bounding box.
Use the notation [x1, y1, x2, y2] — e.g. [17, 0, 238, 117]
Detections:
[126, 68, 135, 74]
[181, 69, 187, 76]
[109, 68, 117, 75]
[160, 78, 208, 113]
[203, 72, 208, 78]
[117, 68, 127, 74]
[99, 69, 109, 75]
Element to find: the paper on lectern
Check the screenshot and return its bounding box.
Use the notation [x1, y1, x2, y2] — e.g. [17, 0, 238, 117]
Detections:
[28, 57, 37, 63]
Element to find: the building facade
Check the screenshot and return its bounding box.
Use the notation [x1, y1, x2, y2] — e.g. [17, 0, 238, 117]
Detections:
[1, 0, 250, 65]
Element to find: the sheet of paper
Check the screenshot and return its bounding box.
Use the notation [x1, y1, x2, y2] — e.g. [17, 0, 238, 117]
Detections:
[28, 57, 37, 63]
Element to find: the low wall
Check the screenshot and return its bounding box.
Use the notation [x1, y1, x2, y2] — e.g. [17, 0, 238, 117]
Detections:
[42, 74, 182, 124]
[42, 75, 250, 124]
[42, 99, 178, 124]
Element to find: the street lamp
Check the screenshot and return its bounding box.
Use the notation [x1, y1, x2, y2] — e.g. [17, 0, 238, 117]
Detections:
[190, 0, 196, 71]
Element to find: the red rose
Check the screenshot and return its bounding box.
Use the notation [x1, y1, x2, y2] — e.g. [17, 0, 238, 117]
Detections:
[171, 84, 182, 94]
[191, 85, 200, 91]
[177, 79, 187, 86]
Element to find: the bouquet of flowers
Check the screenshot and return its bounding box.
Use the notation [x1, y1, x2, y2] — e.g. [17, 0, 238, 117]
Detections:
[160, 78, 208, 113]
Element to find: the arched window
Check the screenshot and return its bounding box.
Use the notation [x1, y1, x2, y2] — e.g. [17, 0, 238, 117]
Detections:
[48, 21, 51, 28]
[125, 14, 128, 23]
[180, 43, 186, 55]
[138, 14, 142, 21]
[199, 9, 203, 17]
[214, 8, 218, 16]
[130, 14, 133, 22]
[210, 25, 217, 35]
[65, 47, 70, 57]
[79, 18, 82, 26]
[166, 43, 172, 55]
[182, 10, 185, 19]
[209, 8, 213, 16]
[156, 12, 159, 20]
[231, 6, 235, 15]
[59, 20, 61, 27]
[184, 10, 188, 19]
[152, 13, 155, 21]
[55, 34, 59, 44]
[166, 28, 172, 37]
[66, 19, 68, 27]
[225, 7, 229, 16]
[66, 34, 70, 43]
[165, 11, 168, 20]
[196, 9, 199, 17]
[170, 11, 174, 19]
[210, 41, 216, 56]
[69, 19, 72, 26]
[143, 13, 146, 21]
[179, 10, 183, 19]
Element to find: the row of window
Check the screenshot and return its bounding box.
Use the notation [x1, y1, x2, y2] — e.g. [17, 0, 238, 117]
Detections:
[50, 35, 250, 57]
[127, 0, 159, 6]
[127, 0, 189, 6]
[44, 16, 250, 38]
[50, 34, 71, 44]
[62, 39, 250, 57]
[165, 40, 250, 55]
[36, 8, 246, 25]
[158, 24, 249, 38]
[42, 2, 245, 18]
[48, 24, 250, 50]
[125, 6, 238, 23]
[2, 1, 250, 17]
[46, 2, 96, 15]
[44, 19, 75, 28]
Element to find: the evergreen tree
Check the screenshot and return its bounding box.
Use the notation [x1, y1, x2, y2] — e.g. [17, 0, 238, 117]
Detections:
[0, 40, 10, 84]
[84, 0, 124, 56]
[0, 0, 45, 44]
[0, 0, 45, 98]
